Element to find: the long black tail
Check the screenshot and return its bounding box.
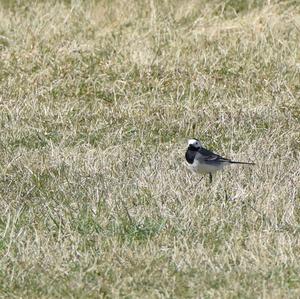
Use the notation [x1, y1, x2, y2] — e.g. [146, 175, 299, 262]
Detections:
[229, 160, 255, 165]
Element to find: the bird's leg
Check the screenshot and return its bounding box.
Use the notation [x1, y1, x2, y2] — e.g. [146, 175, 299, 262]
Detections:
[198, 176, 205, 184]
[225, 189, 229, 201]
[209, 173, 212, 184]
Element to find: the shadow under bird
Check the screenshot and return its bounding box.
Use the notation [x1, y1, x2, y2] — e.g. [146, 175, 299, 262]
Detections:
[185, 138, 255, 183]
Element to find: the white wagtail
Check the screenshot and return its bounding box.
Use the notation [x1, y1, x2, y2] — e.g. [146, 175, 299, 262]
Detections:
[185, 138, 255, 183]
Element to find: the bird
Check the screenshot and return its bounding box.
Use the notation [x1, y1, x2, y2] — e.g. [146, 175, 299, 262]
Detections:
[185, 138, 255, 183]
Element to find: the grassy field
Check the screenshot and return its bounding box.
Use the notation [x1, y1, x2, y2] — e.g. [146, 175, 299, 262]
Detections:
[0, 0, 299, 298]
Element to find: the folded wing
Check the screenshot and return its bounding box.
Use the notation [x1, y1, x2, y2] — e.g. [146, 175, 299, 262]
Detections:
[199, 147, 230, 163]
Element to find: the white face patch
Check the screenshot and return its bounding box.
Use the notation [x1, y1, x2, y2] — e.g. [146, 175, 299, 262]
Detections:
[188, 139, 201, 148]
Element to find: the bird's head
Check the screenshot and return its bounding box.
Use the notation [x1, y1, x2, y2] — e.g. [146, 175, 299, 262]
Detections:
[188, 138, 202, 149]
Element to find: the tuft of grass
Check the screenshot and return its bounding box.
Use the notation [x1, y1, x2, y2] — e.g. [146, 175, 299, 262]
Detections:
[0, 0, 299, 297]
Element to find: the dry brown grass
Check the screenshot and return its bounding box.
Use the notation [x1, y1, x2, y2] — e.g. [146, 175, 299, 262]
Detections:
[0, 0, 299, 298]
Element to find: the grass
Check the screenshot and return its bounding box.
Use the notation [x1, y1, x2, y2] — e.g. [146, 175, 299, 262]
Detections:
[0, 0, 299, 297]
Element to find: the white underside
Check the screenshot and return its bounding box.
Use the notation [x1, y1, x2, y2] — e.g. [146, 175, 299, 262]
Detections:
[186, 160, 228, 174]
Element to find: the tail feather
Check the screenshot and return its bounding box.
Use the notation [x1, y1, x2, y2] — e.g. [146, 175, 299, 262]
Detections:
[229, 160, 255, 165]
